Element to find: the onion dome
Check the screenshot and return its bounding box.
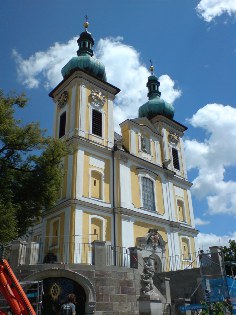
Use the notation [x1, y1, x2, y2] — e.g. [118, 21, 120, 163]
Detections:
[61, 18, 107, 82]
[138, 64, 174, 120]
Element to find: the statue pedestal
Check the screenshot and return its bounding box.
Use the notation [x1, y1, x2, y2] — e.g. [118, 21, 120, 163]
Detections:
[139, 294, 163, 315]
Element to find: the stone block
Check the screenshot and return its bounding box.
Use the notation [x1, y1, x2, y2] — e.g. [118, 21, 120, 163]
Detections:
[109, 294, 127, 303]
[120, 286, 136, 295]
[96, 302, 113, 311]
[113, 302, 131, 312]
[96, 294, 110, 302]
[119, 279, 134, 287]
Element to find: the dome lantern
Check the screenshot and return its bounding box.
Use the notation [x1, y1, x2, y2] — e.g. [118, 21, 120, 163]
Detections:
[138, 63, 174, 120]
[61, 17, 107, 82]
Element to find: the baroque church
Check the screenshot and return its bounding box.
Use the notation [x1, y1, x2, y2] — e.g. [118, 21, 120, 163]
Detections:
[19, 19, 199, 314]
[32, 19, 198, 268]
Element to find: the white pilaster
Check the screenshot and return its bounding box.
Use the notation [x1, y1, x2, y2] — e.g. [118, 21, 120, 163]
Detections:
[162, 128, 170, 161]
[74, 207, 84, 263]
[130, 130, 136, 155]
[79, 84, 87, 137]
[76, 149, 84, 198]
[119, 162, 133, 209]
[187, 190, 195, 228]
[69, 85, 77, 137]
[180, 138, 187, 179]
[172, 230, 181, 270]
[121, 215, 135, 249]
[160, 174, 171, 221]
[168, 181, 177, 222]
[107, 99, 114, 148]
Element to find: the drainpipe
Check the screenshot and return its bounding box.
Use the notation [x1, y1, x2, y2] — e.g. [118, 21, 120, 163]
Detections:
[112, 143, 117, 266]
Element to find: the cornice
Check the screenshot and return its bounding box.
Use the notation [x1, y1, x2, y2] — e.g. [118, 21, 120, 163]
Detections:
[49, 69, 120, 99]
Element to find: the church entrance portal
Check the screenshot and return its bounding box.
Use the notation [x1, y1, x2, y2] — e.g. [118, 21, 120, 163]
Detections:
[42, 277, 86, 315]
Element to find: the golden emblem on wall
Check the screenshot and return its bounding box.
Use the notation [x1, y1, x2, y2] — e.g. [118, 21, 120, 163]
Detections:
[50, 282, 61, 301]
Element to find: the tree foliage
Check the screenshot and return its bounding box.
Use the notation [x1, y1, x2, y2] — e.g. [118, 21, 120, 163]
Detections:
[222, 240, 236, 276]
[0, 90, 68, 243]
[201, 301, 232, 315]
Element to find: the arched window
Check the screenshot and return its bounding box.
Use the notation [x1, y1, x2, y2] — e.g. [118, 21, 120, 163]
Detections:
[141, 177, 155, 211]
[90, 170, 102, 200]
[177, 199, 186, 222]
[181, 237, 191, 260]
[90, 216, 105, 243]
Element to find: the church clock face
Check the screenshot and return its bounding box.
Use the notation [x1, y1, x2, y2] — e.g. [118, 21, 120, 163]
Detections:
[90, 90, 105, 108]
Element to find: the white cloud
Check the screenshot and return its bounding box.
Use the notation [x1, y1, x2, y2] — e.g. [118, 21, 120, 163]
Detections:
[197, 231, 236, 250]
[195, 217, 210, 226]
[13, 36, 181, 131]
[196, 0, 236, 22]
[13, 37, 78, 89]
[185, 104, 236, 215]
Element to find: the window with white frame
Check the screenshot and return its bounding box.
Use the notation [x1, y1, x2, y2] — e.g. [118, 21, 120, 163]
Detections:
[92, 109, 102, 137]
[141, 177, 155, 211]
[89, 215, 106, 244]
[172, 147, 180, 171]
[90, 170, 103, 200]
[59, 111, 66, 138]
[177, 199, 186, 222]
[181, 237, 191, 260]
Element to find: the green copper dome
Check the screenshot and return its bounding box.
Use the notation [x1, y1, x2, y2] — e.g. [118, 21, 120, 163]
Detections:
[61, 55, 107, 81]
[138, 73, 174, 120]
[61, 25, 107, 82]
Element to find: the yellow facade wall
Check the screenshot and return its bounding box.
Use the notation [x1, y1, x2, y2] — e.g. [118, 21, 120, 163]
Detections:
[121, 124, 130, 152]
[130, 166, 141, 208]
[83, 152, 90, 197]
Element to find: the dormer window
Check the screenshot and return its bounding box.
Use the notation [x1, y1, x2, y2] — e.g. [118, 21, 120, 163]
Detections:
[141, 136, 150, 154]
[92, 109, 102, 137]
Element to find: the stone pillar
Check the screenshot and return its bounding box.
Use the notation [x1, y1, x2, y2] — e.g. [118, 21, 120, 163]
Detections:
[209, 246, 224, 275]
[9, 240, 27, 271]
[92, 241, 106, 268]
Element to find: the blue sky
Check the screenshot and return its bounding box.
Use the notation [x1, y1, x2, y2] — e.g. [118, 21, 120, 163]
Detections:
[1, 0, 236, 249]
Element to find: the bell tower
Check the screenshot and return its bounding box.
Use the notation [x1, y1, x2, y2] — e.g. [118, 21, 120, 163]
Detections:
[49, 19, 120, 149]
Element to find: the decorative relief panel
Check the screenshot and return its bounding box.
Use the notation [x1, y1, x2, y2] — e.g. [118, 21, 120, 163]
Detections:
[57, 91, 69, 109]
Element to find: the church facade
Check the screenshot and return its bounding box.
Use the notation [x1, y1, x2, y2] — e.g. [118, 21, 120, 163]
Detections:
[32, 21, 198, 272]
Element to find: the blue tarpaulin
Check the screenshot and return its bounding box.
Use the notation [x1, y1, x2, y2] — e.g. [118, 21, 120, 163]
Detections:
[202, 276, 229, 303]
[227, 276, 236, 315]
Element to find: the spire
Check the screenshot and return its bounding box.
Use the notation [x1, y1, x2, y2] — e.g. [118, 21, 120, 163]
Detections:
[147, 61, 161, 99]
[77, 16, 94, 57]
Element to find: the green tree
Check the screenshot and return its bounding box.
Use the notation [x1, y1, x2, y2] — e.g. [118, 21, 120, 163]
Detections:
[222, 240, 236, 276]
[201, 301, 232, 315]
[0, 90, 68, 243]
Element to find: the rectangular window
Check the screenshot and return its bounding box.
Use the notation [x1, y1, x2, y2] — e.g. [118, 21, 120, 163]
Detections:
[172, 147, 180, 170]
[142, 177, 155, 211]
[92, 109, 102, 137]
[59, 112, 66, 138]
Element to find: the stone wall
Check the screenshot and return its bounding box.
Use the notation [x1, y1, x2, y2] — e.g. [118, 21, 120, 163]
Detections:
[17, 263, 141, 315]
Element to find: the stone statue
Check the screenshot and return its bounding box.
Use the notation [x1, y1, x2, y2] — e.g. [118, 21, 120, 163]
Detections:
[140, 257, 155, 295]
